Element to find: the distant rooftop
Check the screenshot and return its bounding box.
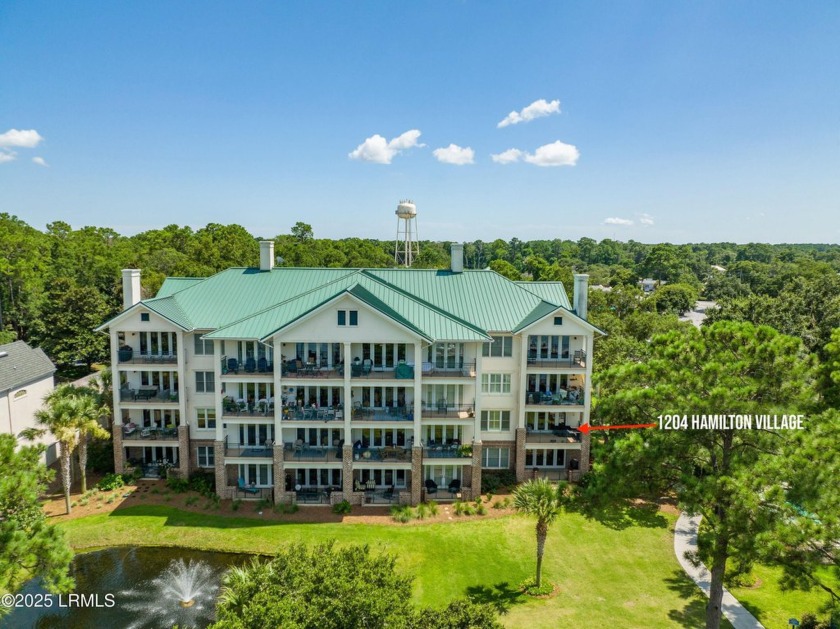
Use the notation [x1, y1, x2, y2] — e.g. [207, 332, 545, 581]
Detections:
[0, 340, 56, 392]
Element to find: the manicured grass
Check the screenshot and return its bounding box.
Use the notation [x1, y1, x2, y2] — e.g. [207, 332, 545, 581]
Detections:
[59, 504, 712, 628]
[730, 564, 838, 629]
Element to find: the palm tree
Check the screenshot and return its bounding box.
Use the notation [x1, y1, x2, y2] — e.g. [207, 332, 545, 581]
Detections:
[28, 395, 78, 514]
[71, 393, 109, 493]
[512, 477, 562, 588]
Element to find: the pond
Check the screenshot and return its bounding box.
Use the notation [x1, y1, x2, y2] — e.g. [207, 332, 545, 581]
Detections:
[2, 546, 255, 629]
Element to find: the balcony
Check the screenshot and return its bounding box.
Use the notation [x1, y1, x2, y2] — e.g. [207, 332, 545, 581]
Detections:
[350, 361, 415, 380]
[117, 348, 178, 366]
[527, 350, 587, 369]
[420, 362, 476, 378]
[224, 438, 274, 458]
[525, 390, 585, 406]
[423, 443, 472, 460]
[119, 387, 179, 404]
[284, 443, 342, 462]
[525, 429, 581, 444]
[283, 362, 343, 379]
[223, 397, 275, 419]
[351, 446, 411, 462]
[420, 403, 474, 419]
[121, 424, 179, 441]
[283, 406, 344, 422]
[351, 406, 412, 422]
[221, 356, 274, 376]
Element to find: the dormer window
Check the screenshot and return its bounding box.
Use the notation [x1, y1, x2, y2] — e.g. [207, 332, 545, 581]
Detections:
[338, 310, 358, 327]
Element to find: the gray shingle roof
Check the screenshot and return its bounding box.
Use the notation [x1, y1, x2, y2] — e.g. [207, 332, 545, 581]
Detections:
[0, 341, 56, 392]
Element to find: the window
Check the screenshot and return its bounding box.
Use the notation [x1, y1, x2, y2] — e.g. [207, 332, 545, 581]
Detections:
[553, 316, 563, 326]
[196, 408, 216, 429]
[525, 449, 566, 468]
[140, 313, 150, 322]
[13, 389, 27, 399]
[338, 310, 358, 326]
[481, 410, 511, 431]
[195, 371, 215, 393]
[194, 335, 213, 355]
[197, 446, 215, 467]
[482, 447, 510, 469]
[482, 335, 513, 358]
[481, 373, 511, 394]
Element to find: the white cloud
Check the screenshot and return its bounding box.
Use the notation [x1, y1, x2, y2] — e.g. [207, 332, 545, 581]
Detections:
[349, 129, 424, 164]
[604, 217, 634, 226]
[0, 128, 44, 148]
[32, 156, 49, 167]
[0, 150, 16, 164]
[432, 144, 474, 165]
[523, 140, 579, 167]
[497, 99, 561, 128]
[491, 148, 524, 164]
[638, 213, 654, 225]
[493, 141, 579, 167]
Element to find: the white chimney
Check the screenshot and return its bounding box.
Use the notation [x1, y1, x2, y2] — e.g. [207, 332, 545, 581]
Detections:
[573, 274, 589, 320]
[259, 241, 275, 272]
[122, 269, 142, 310]
[450, 243, 464, 274]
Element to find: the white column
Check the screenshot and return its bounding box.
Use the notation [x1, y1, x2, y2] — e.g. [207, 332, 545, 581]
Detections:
[413, 342, 422, 440]
[214, 338, 224, 441]
[583, 333, 594, 425]
[516, 334, 527, 429]
[110, 331, 122, 425]
[343, 342, 352, 443]
[473, 341, 483, 441]
[176, 331, 187, 425]
[273, 337, 283, 440]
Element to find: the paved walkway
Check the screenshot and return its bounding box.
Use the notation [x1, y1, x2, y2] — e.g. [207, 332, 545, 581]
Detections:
[674, 513, 765, 629]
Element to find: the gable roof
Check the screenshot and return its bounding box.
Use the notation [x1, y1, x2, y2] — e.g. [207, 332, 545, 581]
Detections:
[0, 341, 56, 392]
[99, 266, 592, 342]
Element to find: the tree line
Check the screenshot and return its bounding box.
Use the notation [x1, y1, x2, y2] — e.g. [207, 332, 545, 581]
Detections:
[3, 211, 840, 369]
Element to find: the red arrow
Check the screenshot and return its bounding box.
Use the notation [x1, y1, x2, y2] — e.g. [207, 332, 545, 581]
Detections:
[577, 423, 657, 434]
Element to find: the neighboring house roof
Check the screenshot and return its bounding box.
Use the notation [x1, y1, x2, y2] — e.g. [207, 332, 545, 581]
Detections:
[101, 267, 593, 342]
[0, 341, 56, 392]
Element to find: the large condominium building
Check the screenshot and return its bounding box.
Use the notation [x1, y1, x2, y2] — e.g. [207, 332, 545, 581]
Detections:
[98, 243, 600, 506]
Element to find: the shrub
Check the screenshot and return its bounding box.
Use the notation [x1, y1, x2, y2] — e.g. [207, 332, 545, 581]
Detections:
[481, 469, 517, 494]
[166, 476, 189, 493]
[185, 495, 200, 506]
[426, 500, 439, 516]
[231, 499, 242, 511]
[274, 501, 299, 515]
[105, 494, 117, 504]
[476, 503, 487, 515]
[256, 498, 272, 511]
[332, 500, 352, 515]
[415, 503, 429, 519]
[520, 577, 553, 596]
[87, 437, 115, 473]
[96, 473, 125, 491]
[189, 470, 216, 495]
[391, 505, 412, 523]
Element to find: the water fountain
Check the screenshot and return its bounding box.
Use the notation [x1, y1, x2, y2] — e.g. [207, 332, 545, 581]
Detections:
[121, 558, 221, 629]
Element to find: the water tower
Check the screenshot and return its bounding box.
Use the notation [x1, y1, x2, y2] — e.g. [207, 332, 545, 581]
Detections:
[394, 200, 419, 267]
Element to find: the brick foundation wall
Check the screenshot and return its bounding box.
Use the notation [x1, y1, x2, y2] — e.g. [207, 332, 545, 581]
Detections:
[113, 430, 125, 473]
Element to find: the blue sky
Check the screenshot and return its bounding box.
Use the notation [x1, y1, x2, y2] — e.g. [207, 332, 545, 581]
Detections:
[1, 1, 838, 243]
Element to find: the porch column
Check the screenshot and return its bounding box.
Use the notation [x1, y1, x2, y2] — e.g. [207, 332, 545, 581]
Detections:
[342, 443, 355, 499]
[410, 446, 422, 505]
[113, 430, 125, 473]
[110, 332, 121, 426]
[176, 331, 187, 425]
[178, 425, 190, 477]
[413, 342, 422, 440]
[214, 440, 228, 498]
[514, 427, 527, 482]
[272, 444, 286, 504]
[273, 337, 283, 451]
[470, 440, 483, 496]
[343, 342, 352, 443]
[214, 340, 224, 442]
[516, 333, 527, 430]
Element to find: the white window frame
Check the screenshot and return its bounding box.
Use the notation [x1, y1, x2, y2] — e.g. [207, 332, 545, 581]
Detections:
[482, 335, 513, 358]
[196, 408, 216, 430]
[195, 371, 215, 393]
[481, 373, 511, 394]
[482, 447, 510, 469]
[480, 410, 511, 431]
[194, 335, 213, 355]
[197, 446, 215, 467]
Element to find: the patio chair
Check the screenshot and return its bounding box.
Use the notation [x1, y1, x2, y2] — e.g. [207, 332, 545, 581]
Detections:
[256, 398, 269, 415]
[361, 359, 372, 377]
[244, 357, 257, 373]
[448, 479, 461, 496]
[238, 477, 259, 495]
[226, 357, 239, 374]
[257, 356, 268, 372]
[424, 479, 438, 495]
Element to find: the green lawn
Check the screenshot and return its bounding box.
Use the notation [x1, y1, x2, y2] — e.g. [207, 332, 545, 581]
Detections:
[58, 504, 711, 628]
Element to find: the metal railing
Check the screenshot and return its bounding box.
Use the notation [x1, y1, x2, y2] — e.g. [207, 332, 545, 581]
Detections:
[119, 388, 179, 403]
[351, 407, 412, 421]
[224, 438, 274, 458]
[527, 351, 587, 369]
[351, 446, 412, 462]
[420, 362, 476, 378]
[221, 356, 274, 375]
[121, 425, 179, 441]
[525, 429, 581, 443]
[118, 351, 178, 365]
[422, 445, 472, 459]
[420, 404, 474, 419]
[284, 445, 341, 462]
[525, 392, 585, 406]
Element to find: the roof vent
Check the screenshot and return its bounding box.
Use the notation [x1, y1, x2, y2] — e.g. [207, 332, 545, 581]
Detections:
[0, 351, 8, 359]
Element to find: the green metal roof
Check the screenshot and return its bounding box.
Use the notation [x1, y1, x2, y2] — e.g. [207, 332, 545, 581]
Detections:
[514, 281, 571, 309]
[104, 266, 586, 342]
[156, 277, 206, 298]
